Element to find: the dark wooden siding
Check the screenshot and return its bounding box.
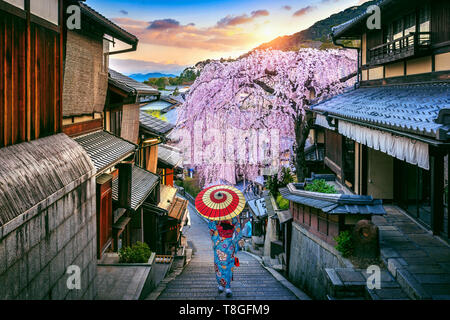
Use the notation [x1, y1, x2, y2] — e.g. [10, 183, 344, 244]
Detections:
[96, 176, 113, 259]
[0, 9, 62, 148]
[431, 0, 450, 45]
[366, 29, 383, 50]
[325, 129, 342, 169]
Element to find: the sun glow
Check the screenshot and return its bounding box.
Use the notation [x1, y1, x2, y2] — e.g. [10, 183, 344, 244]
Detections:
[259, 24, 277, 41]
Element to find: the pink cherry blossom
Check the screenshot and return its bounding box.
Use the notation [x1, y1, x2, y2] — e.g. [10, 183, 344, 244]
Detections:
[173, 48, 356, 186]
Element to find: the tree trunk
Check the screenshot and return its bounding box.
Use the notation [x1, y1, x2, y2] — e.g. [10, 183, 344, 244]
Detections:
[294, 111, 314, 182]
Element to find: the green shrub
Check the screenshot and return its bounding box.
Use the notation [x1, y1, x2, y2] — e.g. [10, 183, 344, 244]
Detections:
[266, 175, 279, 197]
[119, 242, 152, 263]
[175, 177, 202, 197]
[334, 231, 354, 258]
[304, 179, 336, 194]
[276, 194, 290, 210]
[280, 167, 295, 186]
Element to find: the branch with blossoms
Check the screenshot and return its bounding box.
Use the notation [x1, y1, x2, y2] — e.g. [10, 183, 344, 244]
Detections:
[174, 48, 357, 186]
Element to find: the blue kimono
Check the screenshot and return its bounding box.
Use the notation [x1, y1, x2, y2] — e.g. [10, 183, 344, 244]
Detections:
[208, 217, 243, 289]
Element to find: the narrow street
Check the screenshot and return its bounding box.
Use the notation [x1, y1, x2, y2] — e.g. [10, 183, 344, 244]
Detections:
[155, 201, 307, 300]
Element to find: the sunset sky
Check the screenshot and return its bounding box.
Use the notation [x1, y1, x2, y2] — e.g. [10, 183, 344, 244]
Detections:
[88, 0, 370, 75]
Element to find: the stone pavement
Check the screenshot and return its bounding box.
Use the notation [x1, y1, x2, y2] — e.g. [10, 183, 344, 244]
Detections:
[152, 200, 308, 300]
[373, 205, 450, 300]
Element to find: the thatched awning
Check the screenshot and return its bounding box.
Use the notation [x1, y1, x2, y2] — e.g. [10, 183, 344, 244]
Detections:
[0, 134, 95, 227]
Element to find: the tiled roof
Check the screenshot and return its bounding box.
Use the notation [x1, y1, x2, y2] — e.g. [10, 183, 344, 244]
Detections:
[276, 210, 293, 224]
[331, 0, 393, 38]
[112, 165, 159, 211]
[141, 99, 176, 113]
[248, 197, 268, 219]
[78, 2, 138, 45]
[280, 183, 386, 215]
[305, 144, 324, 162]
[74, 131, 137, 173]
[263, 191, 276, 217]
[140, 111, 174, 137]
[311, 83, 450, 139]
[158, 144, 183, 169]
[109, 69, 159, 96]
[0, 134, 94, 226]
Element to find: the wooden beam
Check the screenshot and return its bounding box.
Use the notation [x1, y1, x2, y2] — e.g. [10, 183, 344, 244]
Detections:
[26, 0, 31, 141]
[430, 149, 444, 235]
[62, 118, 103, 137]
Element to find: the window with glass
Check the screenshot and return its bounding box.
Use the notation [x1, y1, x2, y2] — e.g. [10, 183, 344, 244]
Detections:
[30, 0, 59, 25]
[383, 5, 431, 46]
[110, 110, 122, 137]
[4, 0, 24, 9]
[418, 5, 431, 45]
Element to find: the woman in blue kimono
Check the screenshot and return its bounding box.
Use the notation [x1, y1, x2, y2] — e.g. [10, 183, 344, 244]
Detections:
[208, 216, 244, 297]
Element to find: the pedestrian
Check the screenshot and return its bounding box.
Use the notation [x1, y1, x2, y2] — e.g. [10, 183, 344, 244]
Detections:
[208, 216, 244, 297]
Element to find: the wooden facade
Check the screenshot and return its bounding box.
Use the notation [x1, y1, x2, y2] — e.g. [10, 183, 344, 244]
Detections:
[359, 0, 450, 82]
[323, 0, 450, 239]
[96, 173, 113, 258]
[0, 0, 63, 148]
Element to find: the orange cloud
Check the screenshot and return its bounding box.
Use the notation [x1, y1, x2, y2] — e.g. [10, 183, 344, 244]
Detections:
[217, 9, 269, 27]
[112, 16, 263, 52]
[293, 6, 317, 17]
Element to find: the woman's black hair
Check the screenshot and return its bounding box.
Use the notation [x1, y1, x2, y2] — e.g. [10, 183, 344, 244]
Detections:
[220, 221, 234, 230]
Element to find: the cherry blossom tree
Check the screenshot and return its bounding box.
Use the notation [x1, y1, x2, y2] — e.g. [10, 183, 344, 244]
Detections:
[174, 48, 356, 186]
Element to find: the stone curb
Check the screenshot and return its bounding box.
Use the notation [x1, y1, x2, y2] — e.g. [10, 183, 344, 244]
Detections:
[243, 251, 311, 300]
[381, 247, 432, 300]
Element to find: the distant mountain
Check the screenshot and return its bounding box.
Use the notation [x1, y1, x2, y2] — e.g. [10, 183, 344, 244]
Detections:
[128, 72, 178, 82]
[246, 0, 376, 54]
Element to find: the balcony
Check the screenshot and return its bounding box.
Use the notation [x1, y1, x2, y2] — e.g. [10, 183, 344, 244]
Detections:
[368, 32, 431, 66]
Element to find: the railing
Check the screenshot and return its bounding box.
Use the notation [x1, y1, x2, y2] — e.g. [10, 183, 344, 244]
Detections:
[368, 32, 431, 66]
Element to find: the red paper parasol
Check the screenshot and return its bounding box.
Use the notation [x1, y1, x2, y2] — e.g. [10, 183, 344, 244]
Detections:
[195, 185, 246, 221]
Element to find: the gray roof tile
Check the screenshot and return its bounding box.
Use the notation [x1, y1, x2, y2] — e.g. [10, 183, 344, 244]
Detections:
[158, 144, 183, 169]
[74, 131, 137, 173]
[140, 111, 174, 136]
[312, 83, 450, 138]
[279, 184, 385, 215]
[109, 69, 159, 95]
[112, 165, 159, 211]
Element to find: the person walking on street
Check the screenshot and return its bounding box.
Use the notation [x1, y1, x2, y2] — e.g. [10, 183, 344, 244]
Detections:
[208, 216, 244, 297]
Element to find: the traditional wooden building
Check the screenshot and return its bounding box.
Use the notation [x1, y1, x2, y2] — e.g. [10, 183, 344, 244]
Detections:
[139, 111, 174, 175]
[104, 69, 188, 255]
[157, 144, 183, 186]
[0, 0, 98, 299]
[142, 184, 189, 255]
[106, 68, 159, 143]
[311, 0, 450, 240]
[56, 2, 160, 259]
[61, 2, 140, 138]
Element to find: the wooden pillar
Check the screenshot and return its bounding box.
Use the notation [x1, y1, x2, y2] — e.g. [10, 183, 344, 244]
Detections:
[118, 161, 133, 208]
[431, 149, 444, 235]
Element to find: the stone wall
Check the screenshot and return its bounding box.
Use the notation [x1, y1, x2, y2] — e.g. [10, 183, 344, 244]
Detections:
[288, 222, 352, 299]
[0, 178, 97, 300]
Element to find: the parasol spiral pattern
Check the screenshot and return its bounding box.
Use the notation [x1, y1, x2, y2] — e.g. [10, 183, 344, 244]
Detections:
[195, 185, 246, 221]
